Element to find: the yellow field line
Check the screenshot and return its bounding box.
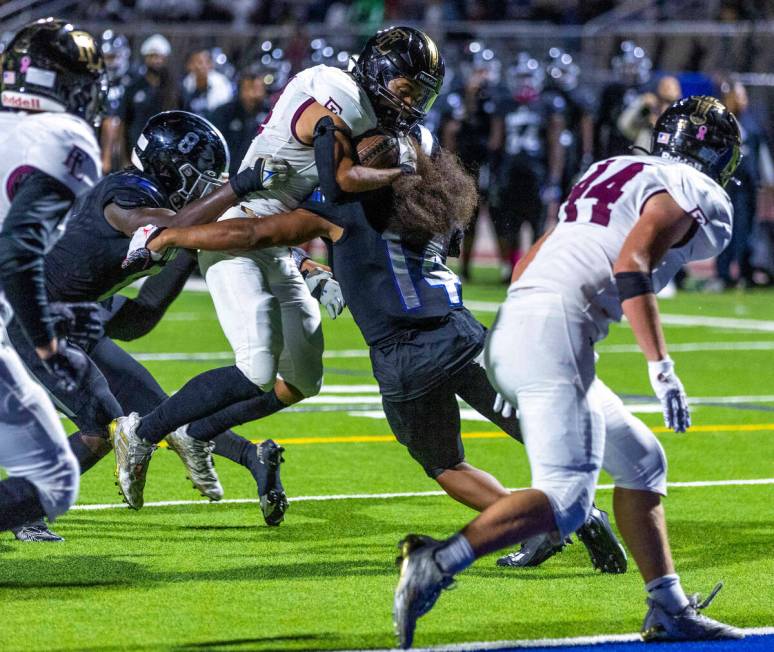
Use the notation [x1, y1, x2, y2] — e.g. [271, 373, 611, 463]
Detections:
[265, 424, 774, 446]
[155, 423, 774, 449]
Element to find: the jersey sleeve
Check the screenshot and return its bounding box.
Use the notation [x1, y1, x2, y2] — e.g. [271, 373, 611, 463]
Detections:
[101, 172, 167, 210]
[25, 114, 101, 199]
[657, 163, 734, 260]
[308, 66, 377, 137]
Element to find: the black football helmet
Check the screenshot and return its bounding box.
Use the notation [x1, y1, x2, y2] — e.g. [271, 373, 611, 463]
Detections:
[651, 96, 741, 187]
[1, 18, 107, 125]
[131, 111, 230, 210]
[352, 26, 444, 133]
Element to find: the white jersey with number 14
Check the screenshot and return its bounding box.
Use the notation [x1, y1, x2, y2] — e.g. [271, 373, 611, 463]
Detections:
[513, 155, 733, 338]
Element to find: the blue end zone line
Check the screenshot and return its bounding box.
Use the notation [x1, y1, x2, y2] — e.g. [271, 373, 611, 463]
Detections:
[335, 628, 774, 652]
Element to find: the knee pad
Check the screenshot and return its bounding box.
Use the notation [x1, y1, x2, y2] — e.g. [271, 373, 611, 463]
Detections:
[235, 355, 278, 393]
[606, 421, 668, 495]
[283, 368, 322, 399]
[535, 473, 596, 538]
[28, 447, 80, 521]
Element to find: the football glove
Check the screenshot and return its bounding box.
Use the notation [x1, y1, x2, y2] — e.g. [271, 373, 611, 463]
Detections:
[493, 393, 516, 419]
[49, 302, 104, 352]
[397, 134, 418, 175]
[122, 224, 168, 273]
[304, 268, 345, 319]
[45, 339, 89, 394]
[648, 357, 691, 433]
[230, 156, 291, 198]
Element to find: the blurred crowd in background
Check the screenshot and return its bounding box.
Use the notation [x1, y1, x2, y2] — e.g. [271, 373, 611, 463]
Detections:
[76, 0, 774, 26]
[6, 0, 773, 289]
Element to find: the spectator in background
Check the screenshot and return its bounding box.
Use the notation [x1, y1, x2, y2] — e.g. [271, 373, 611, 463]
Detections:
[618, 75, 682, 152]
[210, 66, 273, 177]
[711, 80, 774, 289]
[180, 48, 234, 118]
[121, 34, 175, 154]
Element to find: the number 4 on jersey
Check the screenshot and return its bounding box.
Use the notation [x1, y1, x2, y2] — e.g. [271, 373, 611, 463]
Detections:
[564, 160, 647, 226]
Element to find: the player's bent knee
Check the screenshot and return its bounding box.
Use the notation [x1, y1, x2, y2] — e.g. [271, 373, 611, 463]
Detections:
[611, 433, 668, 495]
[235, 358, 277, 393]
[534, 474, 595, 538]
[30, 448, 80, 521]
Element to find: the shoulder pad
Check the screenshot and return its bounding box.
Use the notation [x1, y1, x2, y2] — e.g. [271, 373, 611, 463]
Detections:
[24, 113, 101, 198]
[102, 170, 168, 210]
[657, 162, 733, 260]
[306, 65, 377, 137]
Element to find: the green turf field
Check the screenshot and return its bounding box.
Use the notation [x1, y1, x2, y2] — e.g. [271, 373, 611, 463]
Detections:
[1, 272, 772, 651]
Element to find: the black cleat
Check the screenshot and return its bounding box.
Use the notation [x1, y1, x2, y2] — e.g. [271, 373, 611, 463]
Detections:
[11, 519, 64, 542]
[246, 439, 288, 526]
[496, 533, 569, 568]
[575, 505, 628, 573]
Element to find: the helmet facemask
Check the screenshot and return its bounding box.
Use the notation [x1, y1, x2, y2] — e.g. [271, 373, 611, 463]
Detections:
[168, 163, 224, 210]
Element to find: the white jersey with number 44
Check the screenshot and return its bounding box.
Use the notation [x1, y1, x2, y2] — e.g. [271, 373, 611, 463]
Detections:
[513, 155, 733, 337]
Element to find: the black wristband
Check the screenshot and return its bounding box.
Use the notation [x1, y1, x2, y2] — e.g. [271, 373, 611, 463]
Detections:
[615, 271, 654, 301]
[230, 165, 263, 198]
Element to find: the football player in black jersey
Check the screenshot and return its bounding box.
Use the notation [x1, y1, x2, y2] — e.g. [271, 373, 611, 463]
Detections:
[126, 126, 627, 574]
[438, 41, 503, 282]
[488, 52, 567, 282]
[6, 110, 305, 539]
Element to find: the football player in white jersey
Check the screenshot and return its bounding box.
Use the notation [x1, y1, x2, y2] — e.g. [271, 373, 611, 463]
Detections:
[393, 97, 745, 646]
[0, 19, 104, 533]
[110, 27, 446, 511]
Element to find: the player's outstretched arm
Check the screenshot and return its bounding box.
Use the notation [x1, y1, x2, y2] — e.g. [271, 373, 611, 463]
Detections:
[614, 191, 696, 432]
[105, 156, 290, 235]
[149, 209, 340, 256]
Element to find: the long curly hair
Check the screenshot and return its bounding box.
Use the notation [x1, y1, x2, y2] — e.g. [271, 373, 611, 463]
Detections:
[362, 147, 478, 251]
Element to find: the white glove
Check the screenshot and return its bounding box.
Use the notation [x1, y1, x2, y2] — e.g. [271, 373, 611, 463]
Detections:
[122, 224, 167, 272]
[493, 393, 516, 419]
[648, 357, 691, 433]
[305, 268, 345, 319]
[256, 156, 291, 190]
[397, 134, 417, 175]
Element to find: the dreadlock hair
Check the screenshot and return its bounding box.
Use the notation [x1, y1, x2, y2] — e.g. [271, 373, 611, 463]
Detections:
[362, 147, 478, 251]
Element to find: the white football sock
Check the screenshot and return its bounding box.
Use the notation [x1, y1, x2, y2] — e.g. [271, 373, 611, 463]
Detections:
[434, 533, 475, 575]
[646, 573, 690, 613]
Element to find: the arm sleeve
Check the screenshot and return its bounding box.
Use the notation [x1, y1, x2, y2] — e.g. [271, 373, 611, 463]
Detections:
[0, 171, 75, 346]
[314, 116, 350, 204]
[104, 249, 198, 341]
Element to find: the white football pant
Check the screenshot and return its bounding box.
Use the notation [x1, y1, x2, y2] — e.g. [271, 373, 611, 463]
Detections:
[485, 288, 667, 538]
[199, 245, 324, 399]
[0, 326, 79, 521]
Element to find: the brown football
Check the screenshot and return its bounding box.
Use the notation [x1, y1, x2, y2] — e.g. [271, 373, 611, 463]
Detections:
[355, 131, 400, 168]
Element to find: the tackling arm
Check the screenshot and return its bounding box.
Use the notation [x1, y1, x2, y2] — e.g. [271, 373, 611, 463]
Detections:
[147, 209, 342, 255]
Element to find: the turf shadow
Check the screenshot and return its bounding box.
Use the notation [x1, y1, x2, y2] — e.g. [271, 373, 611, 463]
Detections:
[176, 633, 332, 650]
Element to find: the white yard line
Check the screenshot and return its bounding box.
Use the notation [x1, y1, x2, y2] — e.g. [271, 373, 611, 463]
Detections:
[130, 339, 774, 363]
[71, 477, 774, 512]
[335, 627, 774, 651]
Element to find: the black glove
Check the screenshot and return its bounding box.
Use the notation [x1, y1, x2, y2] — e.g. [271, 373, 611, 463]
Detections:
[48, 302, 105, 351]
[45, 339, 89, 393]
[48, 302, 76, 339]
[230, 156, 290, 198]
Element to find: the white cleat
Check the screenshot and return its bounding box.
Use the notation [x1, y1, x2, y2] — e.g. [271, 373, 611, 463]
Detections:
[641, 582, 744, 642]
[166, 425, 223, 501]
[110, 413, 156, 510]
